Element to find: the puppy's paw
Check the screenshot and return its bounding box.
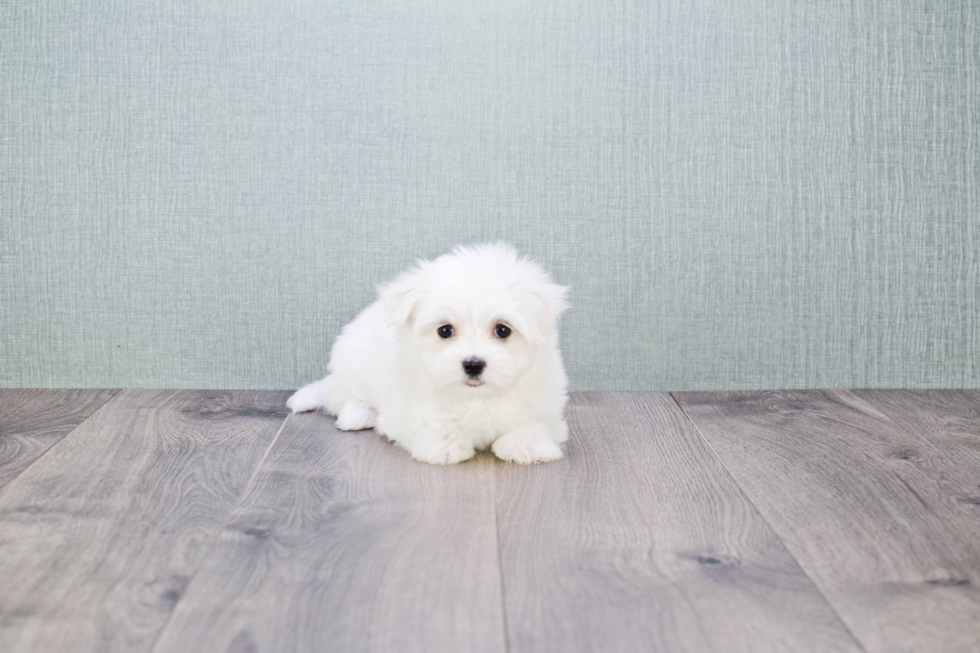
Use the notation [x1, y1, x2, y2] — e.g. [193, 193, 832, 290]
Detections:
[335, 400, 376, 431]
[409, 432, 476, 465]
[492, 422, 563, 464]
[287, 382, 322, 413]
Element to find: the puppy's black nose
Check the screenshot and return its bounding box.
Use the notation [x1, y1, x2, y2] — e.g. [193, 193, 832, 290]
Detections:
[462, 357, 486, 377]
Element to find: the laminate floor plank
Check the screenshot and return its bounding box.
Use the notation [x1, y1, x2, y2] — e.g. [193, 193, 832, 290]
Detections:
[0, 389, 119, 491]
[494, 392, 861, 653]
[851, 389, 980, 496]
[674, 390, 980, 653]
[0, 389, 289, 653]
[151, 410, 506, 653]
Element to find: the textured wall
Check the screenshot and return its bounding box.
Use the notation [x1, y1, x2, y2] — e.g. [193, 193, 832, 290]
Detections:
[2, 1, 978, 391]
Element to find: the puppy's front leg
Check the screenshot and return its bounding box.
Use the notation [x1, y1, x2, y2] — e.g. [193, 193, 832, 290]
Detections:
[405, 422, 476, 465]
[492, 420, 564, 464]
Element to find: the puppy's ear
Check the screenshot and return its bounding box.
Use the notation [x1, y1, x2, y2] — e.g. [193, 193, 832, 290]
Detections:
[376, 268, 427, 327]
[523, 281, 570, 344]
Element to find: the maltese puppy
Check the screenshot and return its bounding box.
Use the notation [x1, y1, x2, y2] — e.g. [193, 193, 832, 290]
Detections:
[287, 241, 570, 465]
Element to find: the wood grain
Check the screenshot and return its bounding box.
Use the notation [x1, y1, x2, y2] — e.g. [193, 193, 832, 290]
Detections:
[0, 389, 118, 490]
[675, 390, 980, 653]
[494, 392, 861, 653]
[0, 390, 289, 653]
[151, 410, 506, 653]
[851, 390, 980, 499]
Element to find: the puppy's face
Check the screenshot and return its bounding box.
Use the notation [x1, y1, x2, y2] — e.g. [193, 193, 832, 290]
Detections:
[410, 288, 534, 393]
[378, 243, 569, 396]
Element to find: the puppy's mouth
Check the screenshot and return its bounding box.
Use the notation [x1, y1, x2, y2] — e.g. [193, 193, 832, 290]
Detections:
[465, 379, 484, 387]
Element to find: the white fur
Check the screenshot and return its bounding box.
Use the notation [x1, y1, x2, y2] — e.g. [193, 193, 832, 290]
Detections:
[287, 241, 570, 465]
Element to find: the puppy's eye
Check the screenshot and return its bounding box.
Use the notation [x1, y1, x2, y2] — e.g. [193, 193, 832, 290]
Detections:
[437, 325, 454, 339]
[494, 324, 511, 339]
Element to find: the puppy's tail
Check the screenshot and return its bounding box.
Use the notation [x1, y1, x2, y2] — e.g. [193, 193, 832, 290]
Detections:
[286, 380, 324, 413]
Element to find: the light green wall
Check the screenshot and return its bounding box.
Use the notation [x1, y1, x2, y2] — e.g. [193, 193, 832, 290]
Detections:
[2, 1, 978, 390]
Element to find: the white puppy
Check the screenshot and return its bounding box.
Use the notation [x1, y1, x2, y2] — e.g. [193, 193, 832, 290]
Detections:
[287, 241, 571, 465]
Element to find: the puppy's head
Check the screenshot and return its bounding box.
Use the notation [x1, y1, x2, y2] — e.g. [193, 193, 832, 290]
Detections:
[377, 242, 569, 394]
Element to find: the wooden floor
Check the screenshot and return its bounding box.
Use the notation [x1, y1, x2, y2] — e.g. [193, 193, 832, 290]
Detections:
[0, 390, 978, 653]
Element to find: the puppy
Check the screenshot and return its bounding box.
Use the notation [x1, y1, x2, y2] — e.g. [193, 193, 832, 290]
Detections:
[287, 241, 570, 465]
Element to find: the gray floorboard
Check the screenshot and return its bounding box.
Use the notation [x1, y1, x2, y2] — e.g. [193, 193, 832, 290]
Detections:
[3, 389, 979, 652]
[0, 390, 289, 653]
[0, 389, 118, 490]
[494, 393, 861, 653]
[675, 390, 980, 653]
[851, 390, 980, 488]
[151, 410, 506, 653]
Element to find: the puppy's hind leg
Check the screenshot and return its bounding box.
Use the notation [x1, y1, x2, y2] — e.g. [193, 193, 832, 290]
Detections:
[335, 399, 376, 431]
[286, 381, 324, 413]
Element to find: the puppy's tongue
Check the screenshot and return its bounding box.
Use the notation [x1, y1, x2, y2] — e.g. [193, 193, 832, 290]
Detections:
[466, 379, 483, 386]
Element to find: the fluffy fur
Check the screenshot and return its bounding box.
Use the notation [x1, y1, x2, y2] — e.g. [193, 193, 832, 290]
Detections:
[287, 241, 571, 465]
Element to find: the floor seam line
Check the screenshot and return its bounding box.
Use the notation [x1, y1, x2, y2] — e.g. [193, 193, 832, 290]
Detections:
[146, 409, 292, 653]
[491, 455, 512, 653]
[0, 389, 122, 501]
[667, 392, 871, 653]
